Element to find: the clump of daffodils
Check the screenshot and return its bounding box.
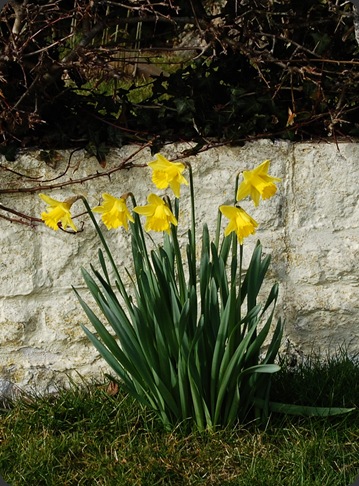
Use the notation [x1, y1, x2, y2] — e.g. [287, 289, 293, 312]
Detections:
[39, 154, 280, 241]
[40, 155, 354, 430]
[39, 153, 284, 431]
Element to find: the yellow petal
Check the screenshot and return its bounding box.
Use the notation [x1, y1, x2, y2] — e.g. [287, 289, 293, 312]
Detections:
[39, 193, 62, 207]
[236, 182, 250, 202]
[61, 213, 78, 232]
[169, 180, 181, 198]
[148, 154, 185, 172]
[219, 205, 239, 218]
[147, 193, 164, 205]
[253, 159, 270, 175]
[133, 205, 155, 217]
[249, 186, 261, 207]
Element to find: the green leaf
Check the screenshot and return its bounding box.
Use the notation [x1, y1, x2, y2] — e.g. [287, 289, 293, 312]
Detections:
[255, 400, 355, 417]
[211, 241, 229, 305]
[213, 321, 260, 424]
[240, 364, 281, 376]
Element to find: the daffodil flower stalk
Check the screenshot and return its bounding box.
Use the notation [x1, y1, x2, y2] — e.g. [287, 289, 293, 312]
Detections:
[179, 161, 197, 287]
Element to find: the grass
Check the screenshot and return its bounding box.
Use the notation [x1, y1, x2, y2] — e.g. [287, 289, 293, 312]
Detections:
[1, 351, 359, 485]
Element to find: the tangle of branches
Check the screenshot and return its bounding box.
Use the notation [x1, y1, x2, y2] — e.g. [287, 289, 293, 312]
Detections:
[0, 0, 359, 225]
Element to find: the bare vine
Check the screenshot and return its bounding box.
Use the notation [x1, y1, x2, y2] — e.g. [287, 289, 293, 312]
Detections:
[0, 0, 358, 227]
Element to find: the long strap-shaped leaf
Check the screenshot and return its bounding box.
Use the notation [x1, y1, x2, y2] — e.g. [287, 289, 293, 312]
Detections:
[254, 399, 355, 417]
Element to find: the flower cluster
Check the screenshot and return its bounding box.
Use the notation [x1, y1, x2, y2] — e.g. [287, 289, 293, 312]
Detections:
[39, 155, 280, 244]
[219, 159, 281, 243]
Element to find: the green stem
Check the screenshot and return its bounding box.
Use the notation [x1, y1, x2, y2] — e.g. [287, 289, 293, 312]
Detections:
[128, 193, 151, 272]
[188, 163, 196, 251]
[230, 232, 237, 291]
[170, 222, 187, 302]
[80, 197, 122, 283]
[215, 209, 222, 249]
[165, 195, 186, 300]
[187, 163, 197, 287]
[234, 172, 240, 204]
[239, 242, 243, 325]
[174, 196, 180, 221]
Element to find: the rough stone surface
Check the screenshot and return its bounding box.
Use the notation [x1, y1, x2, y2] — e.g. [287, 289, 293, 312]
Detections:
[0, 140, 358, 395]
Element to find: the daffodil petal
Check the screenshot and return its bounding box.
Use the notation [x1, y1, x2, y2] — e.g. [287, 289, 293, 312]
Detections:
[39, 193, 62, 207]
[147, 193, 164, 205]
[134, 205, 156, 216]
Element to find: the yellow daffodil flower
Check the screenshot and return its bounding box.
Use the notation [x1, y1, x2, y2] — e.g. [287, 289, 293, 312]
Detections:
[219, 205, 258, 244]
[134, 193, 178, 233]
[39, 194, 78, 231]
[148, 153, 188, 198]
[92, 193, 134, 230]
[236, 160, 281, 206]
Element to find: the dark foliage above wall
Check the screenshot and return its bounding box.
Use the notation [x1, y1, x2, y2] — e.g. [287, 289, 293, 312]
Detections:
[0, 0, 358, 160]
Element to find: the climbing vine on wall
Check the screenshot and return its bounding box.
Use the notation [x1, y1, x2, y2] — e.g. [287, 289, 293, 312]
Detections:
[0, 0, 358, 162]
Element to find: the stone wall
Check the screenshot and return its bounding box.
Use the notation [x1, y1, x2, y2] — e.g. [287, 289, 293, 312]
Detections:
[0, 140, 358, 396]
